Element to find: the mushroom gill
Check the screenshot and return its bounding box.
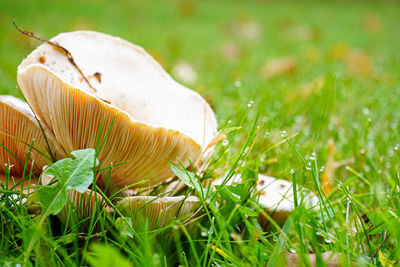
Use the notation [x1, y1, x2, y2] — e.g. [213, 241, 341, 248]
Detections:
[117, 196, 200, 230]
[17, 31, 218, 191]
[0, 95, 65, 178]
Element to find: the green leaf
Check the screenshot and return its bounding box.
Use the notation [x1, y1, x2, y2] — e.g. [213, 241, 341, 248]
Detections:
[238, 206, 258, 217]
[38, 183, 68, 215]
[45, 149, 98, 193]
[86, 243, 132, 267]
[115, 217, 134, 239]
[366, 210, 399, 235]
[38, 148, 98, 215]
[168, 161, 203, 194]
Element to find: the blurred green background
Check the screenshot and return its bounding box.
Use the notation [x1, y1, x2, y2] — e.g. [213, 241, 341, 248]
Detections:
[1, 0, 400, 179]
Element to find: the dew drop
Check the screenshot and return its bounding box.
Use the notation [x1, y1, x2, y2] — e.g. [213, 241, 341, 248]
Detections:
[305, 162, 312, 171]
[247, 100, 254, 108]
[290, 169, 295, 174]
[222, 139, 229, 146]
[234, 80, 241, 87]
[281, 130, 288, 138]
[395, 144, 399, 151]
[362, 108, 370, 115]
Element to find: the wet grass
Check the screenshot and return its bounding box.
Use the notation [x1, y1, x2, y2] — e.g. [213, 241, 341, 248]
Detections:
[1, 0, 400, 266]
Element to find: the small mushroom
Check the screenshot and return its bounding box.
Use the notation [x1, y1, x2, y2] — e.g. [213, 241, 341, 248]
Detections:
[212, 173, 318, 226]
[0, 95, 65, 177]
[17, 31, 218, 192]
[256, 174, 319, 226]
[117, 195, 200, 230]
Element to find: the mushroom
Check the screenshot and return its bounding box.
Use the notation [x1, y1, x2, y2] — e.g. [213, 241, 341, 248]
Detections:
[17, 31, 218, 192]
[256, 174, 319, 226]
[116, 195, 200, 230]
[0, 95, 64, 179]
[212, 173, 318, 226]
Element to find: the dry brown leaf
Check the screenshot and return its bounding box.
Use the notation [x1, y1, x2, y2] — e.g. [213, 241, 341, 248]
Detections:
[260, 57, 297, 80]
[346, 50, 374, 76]
[286, 25, 320, 42]
[177, 0, 197, 17]
[328, 42, 349, 61]
[284, 77, 325, 104]
[322, 139, 354, 194]
[363, 14, 383, 34]
[221, 42, 242, 61]
[226, 18, 262, 41]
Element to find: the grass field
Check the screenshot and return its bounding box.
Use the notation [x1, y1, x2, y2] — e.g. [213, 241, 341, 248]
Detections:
[1, 0, 400, 266]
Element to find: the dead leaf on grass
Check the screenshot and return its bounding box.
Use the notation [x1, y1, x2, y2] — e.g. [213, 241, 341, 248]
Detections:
[363, 14, 383, 34]
[260, 57, 297, 80]
[345, 50, 374, 76]
[226, 17, 262, 41]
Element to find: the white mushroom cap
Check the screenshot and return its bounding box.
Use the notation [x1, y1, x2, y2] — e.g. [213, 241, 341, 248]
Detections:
[256, 174, 319, 225]
[17, 31, 217, 190]
[212, 173, 319, 225]
[0, 95, 65, 177]
[117, 195, 200, 230]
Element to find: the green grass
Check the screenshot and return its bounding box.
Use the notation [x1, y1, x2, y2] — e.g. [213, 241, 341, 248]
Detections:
[1, 0, 400, 266]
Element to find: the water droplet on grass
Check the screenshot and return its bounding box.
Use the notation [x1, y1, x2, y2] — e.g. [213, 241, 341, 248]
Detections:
[305, 161, 312, 170]
[281, 130, 287, 138]
[234, 80, 241, 87]
[222, 139, 229, 146]
[362, 108, 370, 115]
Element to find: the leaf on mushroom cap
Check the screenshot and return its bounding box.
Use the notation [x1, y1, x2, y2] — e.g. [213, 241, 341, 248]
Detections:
[117, 195, 200, 230]
[0, 95, 65, 177]
[17, 31, 218, 190]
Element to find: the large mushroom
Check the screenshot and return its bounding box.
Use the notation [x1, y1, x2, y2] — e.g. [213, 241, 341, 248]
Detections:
[0, 95, 64, 183]
[17, 31, 218, 192]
